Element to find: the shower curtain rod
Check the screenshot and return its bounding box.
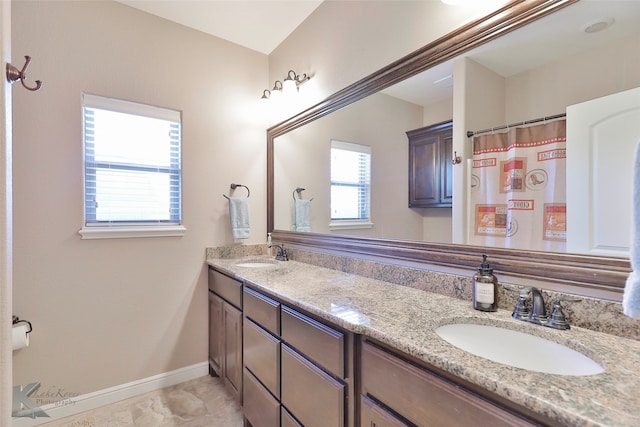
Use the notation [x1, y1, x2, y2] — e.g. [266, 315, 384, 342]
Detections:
[466, 113, 566, 138]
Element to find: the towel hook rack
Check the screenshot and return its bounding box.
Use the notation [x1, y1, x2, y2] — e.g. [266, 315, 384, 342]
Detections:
[6, 56, 43, 92]
[293, 187, 313, 201]
[223, 183, 250, 199]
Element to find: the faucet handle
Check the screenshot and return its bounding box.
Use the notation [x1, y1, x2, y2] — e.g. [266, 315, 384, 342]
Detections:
[511, 294, 530, 320]
[547, 298, 580, 330]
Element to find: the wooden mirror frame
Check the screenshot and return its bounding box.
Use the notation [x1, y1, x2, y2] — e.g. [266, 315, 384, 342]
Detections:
[267, 0, 631, 299]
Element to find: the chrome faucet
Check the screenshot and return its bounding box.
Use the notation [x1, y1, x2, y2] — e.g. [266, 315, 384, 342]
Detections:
[512, 287, 579, 330]
[529, 287, 548, 324]
[268, 243, 288, 261]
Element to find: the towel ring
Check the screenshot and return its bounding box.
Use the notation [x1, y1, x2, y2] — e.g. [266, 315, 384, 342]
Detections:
[223, 183, 250, 199]
[293, 187, 313, 201]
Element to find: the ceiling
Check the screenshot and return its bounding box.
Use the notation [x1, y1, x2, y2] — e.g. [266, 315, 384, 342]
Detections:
[115, 0, 324, 55]
[385, 0, 640, 107]
[115, 1, 640, 108]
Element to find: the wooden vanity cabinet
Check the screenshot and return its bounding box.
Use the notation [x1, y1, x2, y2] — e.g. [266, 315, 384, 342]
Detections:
[407, 121, 453, 208]
[208, 268, 243, 402]
[360, 339, 542, 427]
[361, 395, 410, 427]
[242, 285, 354, 427]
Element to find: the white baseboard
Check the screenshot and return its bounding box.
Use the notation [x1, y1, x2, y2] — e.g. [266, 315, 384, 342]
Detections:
[12, 361, 209, 426]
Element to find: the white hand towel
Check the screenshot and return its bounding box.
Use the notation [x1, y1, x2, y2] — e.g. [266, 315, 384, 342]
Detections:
[228, 197, 250, 239]
[623, 140, 640, 319]
[293, 199, 311, 232]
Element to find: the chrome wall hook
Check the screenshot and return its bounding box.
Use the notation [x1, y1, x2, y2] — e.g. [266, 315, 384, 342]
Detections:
[6, 55, 43, 92]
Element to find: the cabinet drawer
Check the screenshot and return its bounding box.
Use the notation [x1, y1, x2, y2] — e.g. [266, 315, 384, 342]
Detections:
[243, 368, 280, 427]
[243, 318, 280, 399]
[244, 286, 280, 336]
[281, 407, 302, 427]
[281, 306, 344, 377]
[361, 341, 534, 427]
[208, 268, 242, 308]
[361, 395, 409, 427]
[281, 344, 345, 427]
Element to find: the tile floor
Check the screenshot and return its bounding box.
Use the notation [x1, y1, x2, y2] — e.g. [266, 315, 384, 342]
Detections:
[40, 376, 244, 427]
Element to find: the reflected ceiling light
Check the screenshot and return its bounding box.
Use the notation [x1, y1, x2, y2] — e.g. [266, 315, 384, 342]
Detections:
[261, 70, 311, 101]
[583, 17, 614, 34]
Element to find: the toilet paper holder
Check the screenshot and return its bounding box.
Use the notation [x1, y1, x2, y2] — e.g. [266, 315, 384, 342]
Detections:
[12, 315, 32, 334]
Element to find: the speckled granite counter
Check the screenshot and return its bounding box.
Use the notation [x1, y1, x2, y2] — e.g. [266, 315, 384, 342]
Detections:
[207, 256, 640, 427]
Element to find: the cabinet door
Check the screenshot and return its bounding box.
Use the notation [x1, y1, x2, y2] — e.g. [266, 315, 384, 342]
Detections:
[407, 121, 453, 208]
[440, 131, 453, 205]
[409, 135, 439, 207]
[208, 291, 224, 376]
[223, 302, 243, 398]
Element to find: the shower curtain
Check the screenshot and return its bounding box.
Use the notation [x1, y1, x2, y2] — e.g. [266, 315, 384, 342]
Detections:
[469, 120, 566, 252]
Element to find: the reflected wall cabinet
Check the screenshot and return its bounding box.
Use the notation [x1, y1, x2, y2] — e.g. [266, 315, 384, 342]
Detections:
[407, 121, 453, 208]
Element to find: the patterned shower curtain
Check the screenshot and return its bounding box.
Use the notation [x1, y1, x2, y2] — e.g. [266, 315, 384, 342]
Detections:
[468, 120, 566, 252]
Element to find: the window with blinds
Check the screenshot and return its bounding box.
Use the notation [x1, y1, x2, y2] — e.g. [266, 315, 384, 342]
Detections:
[82, 94, 182, 230]
[330, 140, 371, 222]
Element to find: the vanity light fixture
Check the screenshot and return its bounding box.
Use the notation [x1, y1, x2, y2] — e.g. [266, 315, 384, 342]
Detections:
[261, 70, 311, 101]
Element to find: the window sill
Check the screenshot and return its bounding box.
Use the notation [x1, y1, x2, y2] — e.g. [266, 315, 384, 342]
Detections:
[329, 220, 374, 230]
[78, 225, 187, 240]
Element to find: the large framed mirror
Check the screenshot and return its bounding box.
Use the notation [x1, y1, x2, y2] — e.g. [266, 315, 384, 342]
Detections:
[267, 0, 636, 300]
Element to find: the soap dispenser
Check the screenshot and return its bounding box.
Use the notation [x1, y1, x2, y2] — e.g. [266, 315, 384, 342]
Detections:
[473, 254, 498, 312]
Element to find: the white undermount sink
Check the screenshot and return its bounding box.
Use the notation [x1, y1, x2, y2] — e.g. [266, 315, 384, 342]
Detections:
[435, 323, 604, 376]
[235, 259, 278, 268]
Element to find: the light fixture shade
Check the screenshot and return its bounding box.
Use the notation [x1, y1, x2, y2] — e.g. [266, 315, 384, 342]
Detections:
[282, 70, 298, 96]
[271, 80, 283, 100]
[282, 78, 297, 96]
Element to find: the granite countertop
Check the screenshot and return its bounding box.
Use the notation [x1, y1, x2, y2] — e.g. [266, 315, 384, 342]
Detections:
[206, 256, 640, 427]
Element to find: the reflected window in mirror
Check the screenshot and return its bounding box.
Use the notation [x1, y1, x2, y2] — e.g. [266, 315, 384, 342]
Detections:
[330, 140, 372, 230]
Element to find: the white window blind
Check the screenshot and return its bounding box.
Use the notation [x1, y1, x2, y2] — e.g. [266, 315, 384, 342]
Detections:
[330, 140, 371, 221]
[82, 94, 182, 234]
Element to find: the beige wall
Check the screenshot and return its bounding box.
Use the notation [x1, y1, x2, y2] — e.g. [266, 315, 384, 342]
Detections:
[11, 1, 266, 397]
[269, 1, 497, 111]
[269, 1, 493, 244]
[505, 32, 640, 123]
[274, 92, 424, 240]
